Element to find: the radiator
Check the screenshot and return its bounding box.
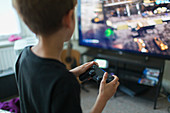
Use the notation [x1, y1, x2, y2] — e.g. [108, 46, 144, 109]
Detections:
[0, 46, 16, 71]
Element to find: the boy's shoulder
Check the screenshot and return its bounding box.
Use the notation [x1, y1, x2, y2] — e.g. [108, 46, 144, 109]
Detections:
[16, 46, 72, 79]
[18, 46, 66, 68]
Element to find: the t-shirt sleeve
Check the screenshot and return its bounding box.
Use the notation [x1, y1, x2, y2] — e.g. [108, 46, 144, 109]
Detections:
[51, 72, 82, 113]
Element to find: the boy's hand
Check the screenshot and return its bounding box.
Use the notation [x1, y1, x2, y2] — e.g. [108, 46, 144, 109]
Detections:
[70, 61, 98, 77]
[98, 73, 119, 102]
[89, 73, 119, 113]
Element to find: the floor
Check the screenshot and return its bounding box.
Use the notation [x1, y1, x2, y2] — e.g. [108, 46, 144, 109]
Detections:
[80, 82, 170, 113]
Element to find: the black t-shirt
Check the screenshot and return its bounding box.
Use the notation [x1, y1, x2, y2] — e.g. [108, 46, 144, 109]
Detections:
[15, 46, 82, 113]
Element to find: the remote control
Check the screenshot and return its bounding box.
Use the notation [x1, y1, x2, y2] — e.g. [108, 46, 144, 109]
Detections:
[79, 65, 114, 83]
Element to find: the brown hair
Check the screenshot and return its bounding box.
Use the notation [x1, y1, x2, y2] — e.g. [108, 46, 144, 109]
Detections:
[13, 0, 76, 36]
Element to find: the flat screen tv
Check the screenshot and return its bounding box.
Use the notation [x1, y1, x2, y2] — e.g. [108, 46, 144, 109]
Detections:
[78, 0, 170, 59]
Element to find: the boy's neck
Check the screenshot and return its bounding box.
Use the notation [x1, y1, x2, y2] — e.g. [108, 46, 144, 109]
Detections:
[31, 31, 67, 61]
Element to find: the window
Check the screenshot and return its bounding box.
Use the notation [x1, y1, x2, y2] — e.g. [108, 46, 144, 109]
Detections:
[0, 0, 21, 39]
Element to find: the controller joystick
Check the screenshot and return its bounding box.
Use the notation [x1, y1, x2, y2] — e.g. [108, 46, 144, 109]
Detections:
[89, 70, 95, 76]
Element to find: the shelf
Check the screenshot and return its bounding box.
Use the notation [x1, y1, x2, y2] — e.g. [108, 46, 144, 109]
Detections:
[81, 48, 165, 109]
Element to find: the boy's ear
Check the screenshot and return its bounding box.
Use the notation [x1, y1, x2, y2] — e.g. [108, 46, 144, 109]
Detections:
[63, 9, 74, 29]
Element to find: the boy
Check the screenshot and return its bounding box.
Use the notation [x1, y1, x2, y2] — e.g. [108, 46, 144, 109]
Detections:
[13, 0, 119, 113]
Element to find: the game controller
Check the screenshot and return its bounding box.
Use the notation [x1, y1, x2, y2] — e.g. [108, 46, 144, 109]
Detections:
[79, 64, 114, 83]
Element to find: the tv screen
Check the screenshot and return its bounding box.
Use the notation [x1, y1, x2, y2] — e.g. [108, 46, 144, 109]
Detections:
[78, 0, 170, 59]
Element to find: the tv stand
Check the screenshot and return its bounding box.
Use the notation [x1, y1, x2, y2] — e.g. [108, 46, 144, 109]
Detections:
[81, 49, 165, 109]
[144, 56, 149, 62]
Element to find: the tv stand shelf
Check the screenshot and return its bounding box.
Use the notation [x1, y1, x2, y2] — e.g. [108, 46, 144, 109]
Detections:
[81, 49, 165, 109]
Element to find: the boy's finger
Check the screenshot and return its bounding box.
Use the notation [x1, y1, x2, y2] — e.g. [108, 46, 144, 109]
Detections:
[93, 61, 99, 66]
[83, 61, 94, 69]
[110, 75, 119, 85]
[88, 61, 98, 66]
[115, 81, 120, 87]
[84, 61, 98, 70]
[101, 72, 108, 84]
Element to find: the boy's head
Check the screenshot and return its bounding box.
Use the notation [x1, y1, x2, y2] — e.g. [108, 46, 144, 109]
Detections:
[13, 0, 77, 37]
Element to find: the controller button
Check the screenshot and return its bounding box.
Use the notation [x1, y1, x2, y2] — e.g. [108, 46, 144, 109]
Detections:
[89, 70, 95, 76]
[92, 65, 97, 68]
